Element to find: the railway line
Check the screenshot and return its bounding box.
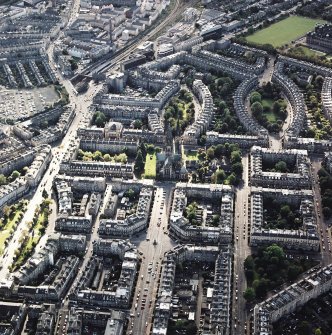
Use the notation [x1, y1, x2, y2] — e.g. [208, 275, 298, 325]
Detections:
[72, 0, 198, 81]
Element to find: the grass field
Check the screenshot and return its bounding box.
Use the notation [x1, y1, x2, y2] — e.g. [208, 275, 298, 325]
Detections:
[144, 154, 156, 179]
[246, 16, 326, 48]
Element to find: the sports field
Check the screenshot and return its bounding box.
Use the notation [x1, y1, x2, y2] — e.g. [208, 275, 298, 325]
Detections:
[246, 16, 326, 48]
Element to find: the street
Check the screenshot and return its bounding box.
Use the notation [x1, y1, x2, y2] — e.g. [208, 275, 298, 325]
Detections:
[128, 184, 176, 335]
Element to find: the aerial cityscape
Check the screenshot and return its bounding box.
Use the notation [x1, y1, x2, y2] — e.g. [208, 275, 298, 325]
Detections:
[0, 0, 332, 334]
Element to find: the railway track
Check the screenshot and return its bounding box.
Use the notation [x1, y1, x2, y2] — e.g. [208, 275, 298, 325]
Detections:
[72, 0, 198, 81]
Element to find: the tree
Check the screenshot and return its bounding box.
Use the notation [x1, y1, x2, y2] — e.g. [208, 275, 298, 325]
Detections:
[265, 244, 285, 261]
[243, 287, 255, 302]
[139, 142, 147, 158]
[244, 255, 255, 270]
[218, 100, 227, 111]
[3, 205, 11, 218]
[0, 174, 7, 185]
[198, 135, 206, 146]
[206, 147, 215, 160]
[255, 279, 268, 298]
[10, 170, 20, 182]
[124, 188, 136, 200]
[250, 91, 262, 104]
[287, 264, 303, 281]
[323, 207, 332, 219]
[133, 119, 142, 129]
[214, 144, 224, 158]
[186, 322, 197, 335]
[315, 328, 322, 335]
[146, 144, 155, 154]
[314, 75, 324, 88]
[93, 111, 106, 127]
[232, 162, 243, 175]
[251, 101, 263, 116]
[213, 169, 226, 184]
[275, 160, 288, 173]
[42, 189, 48, 199]
[115, 153, 128, 164]
[93, 151, 103, 161]
[298, 321, 311, 335]
[95, 115, 105, 127]
[134, 150, 145, 173]
[212, 214, 220, 226]
[231, 150, 241, 164]
[280, 205, 291, 218]
[104, 154, 111, 162]
[69, 59, 78, 71]
[227, 173, 237, 185]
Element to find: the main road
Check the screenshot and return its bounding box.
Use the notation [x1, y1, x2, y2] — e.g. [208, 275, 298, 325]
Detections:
[0, 0, 93, 280]
[127, 183, 176, 335]
[232, 153, 251, 335]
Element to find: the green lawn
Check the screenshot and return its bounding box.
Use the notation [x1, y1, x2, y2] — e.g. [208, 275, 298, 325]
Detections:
[144, 154, 156, 179]
[0, 205, 25, 255]
[290, 45, 326, 57]
[183, 151, 198, 161]
[262, 99, 274, 109]
[264, 111, 277, 123]
[262, 99, 277, 122]
[246, 16, 327, 48]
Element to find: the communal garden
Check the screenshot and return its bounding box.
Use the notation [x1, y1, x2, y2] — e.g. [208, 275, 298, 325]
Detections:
[184, 199, 221, 228]
[263, 197, 303, 230]
[318, 167, 332, 219]
[243, 244, 318, 302]
[204, 73, 245, 137]
[296, 75, 332, 140]
[164, 88, 195, 136]
[250, 83, 287, 133]
[134, 143, 160, 179]
[77, 149, 128, 163]
[0, 200, 28, 255]
[186, 143, 243, 186]
[10, 199, 52, 272]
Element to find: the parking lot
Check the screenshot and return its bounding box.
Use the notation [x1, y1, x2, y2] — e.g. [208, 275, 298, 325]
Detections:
[0, 86, 59, 121]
